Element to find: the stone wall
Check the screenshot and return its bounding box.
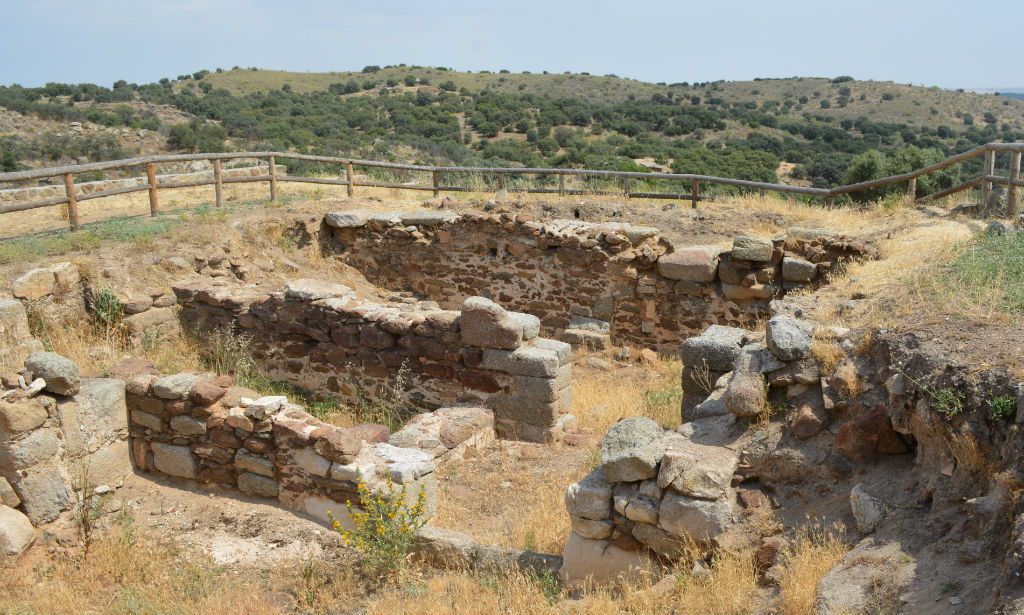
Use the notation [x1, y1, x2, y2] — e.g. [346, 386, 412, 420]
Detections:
[125, 366, 496, 527]
[322, 209, 874, 351]
[0, 163, 285, 203]
[560, 416, 739, 585]
[174, 279, 575, 443]
[0, 352, 131, 526]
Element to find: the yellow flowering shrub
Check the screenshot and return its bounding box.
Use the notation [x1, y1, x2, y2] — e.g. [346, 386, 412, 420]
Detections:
[327, 469, 428, 576]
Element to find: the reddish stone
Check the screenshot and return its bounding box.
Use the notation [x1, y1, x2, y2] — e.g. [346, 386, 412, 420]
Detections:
[198, 467, 236, 485]
[206, 409, 228, 430]
[351, 423, 390, 444]
[212, 375, 235, 389]
[737, 489, 767, 509]
[189, 382, 226, 406]
[756, 536, 787, 570]
[165, 400, 193, 416]
[211, 429, 243, 449]
[790, 404, 827, 439]
[639, 348, 659, 365]
[273, 417, 313, 446]
[458, 370, 500, 393]
[131, 438, 150, 471]
[313, 428, 362, 462]
[244, 436, 275, 453]
[192, 443, 235, 464]
[834, 405, 909, 459]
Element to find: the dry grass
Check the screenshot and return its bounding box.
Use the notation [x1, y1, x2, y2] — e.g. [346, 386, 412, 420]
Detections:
[431, 443, 590, 555]
[0, 532, 284, 614]
[572, 357, 682, 434]
[777, 521, 849, 614]
[811, 329, 844, 375]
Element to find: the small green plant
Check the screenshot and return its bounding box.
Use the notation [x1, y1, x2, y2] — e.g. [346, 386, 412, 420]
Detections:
[529, 568, 563, 605]
[113, 496, 136, 546]
[327, 470, 428, 577]
[196, 327, 258, 383]
[987, 394, 1016, 420]
[91, 287, 125, 332]
[931, 387, 964, 418]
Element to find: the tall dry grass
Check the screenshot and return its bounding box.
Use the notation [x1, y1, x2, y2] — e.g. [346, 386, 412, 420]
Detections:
[0, 532, 284, 614]
[777, 522, 849, 614]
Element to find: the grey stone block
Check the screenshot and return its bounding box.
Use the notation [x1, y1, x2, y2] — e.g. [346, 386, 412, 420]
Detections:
[238, 472, 279, 498]
[680, 324, 747, 372]
[151, 442, 199, 479]
[482, 345, 560, 378]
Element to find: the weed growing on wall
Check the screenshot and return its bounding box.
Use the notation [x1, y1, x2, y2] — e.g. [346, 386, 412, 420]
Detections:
[327, 470, 428, 578]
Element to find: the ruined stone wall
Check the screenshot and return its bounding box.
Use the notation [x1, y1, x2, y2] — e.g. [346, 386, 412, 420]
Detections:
[125, 367, 498, 527]
[322, 209, 873, 351]
[0, 348, 131, 525]
[173, 278, 574, 443]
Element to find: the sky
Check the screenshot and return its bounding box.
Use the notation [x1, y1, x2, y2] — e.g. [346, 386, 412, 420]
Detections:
[2, 0, 1021, 90]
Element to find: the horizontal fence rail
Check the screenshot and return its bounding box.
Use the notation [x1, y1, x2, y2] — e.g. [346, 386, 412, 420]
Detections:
[0, 143, 1021, 232]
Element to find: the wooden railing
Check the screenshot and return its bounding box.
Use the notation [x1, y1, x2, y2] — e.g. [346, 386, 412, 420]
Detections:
[1, 143, 1022, 232]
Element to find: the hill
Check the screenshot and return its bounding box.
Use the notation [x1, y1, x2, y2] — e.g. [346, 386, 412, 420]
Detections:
[2, 67, 1023, 199]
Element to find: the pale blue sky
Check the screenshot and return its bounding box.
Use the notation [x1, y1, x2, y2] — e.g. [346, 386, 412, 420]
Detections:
[2, 0, 1021, 90]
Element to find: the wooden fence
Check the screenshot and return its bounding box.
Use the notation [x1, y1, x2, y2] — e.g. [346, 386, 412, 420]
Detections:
[1, 143, 1022, 232]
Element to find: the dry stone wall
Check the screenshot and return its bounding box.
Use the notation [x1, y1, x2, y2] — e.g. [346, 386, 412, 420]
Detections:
[0, 351, 131, 526]
[124, 364, 496, 527]
[322, 209, 874, 351]
[174, 278, 575, 443]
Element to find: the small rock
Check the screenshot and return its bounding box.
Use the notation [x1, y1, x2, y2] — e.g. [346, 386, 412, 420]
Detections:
[850, 483, 886, 534]
[587, 357, 613, 371]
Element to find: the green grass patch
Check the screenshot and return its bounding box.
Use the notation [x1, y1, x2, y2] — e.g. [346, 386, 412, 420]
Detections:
[944, 229, 1024, 314]
[0, 215, 183, 264]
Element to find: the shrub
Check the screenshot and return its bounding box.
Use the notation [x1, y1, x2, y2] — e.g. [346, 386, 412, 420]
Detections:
[327, 471, 428, 577]
[362, 65, 381, 73]
[988, 394, 1016, 420]
[404, 75, 416, 87]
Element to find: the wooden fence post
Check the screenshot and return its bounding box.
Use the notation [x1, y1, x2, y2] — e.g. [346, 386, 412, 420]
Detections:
[268, 155, 277, 202]
[691, 180, 699, 209]
[907, 177, 917, 202]
[827, 195, 835, 208]
[432, 170, 440, 197]
[558, 174, 565, 196]
[213, 159, 223, 207]
[497, 172, 504, 190]
[146, 163, 158, 216]
[1008, 151, 1021, 218]
[624, 177, 631, 199]
[346, 162, 355, 197]
[981, 148, 995, 207]
[63, 173, 79, 231]
[760, 187, 767, 198]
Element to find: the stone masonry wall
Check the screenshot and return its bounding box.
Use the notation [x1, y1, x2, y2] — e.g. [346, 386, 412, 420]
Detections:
[322, 209, 875, 352]
[173, 278, 575, 443]
[125, 366, 497, 528]
[0, 351, 131, 525]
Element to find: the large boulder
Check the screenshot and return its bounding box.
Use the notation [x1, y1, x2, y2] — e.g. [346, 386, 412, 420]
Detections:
[765, 317, 813, 361]
[600, 418, 666, 483]
[150, 442, 199, 479]
[657, 432, 738, 500]
[816, 539, 915, 615]
[680, 325, 747, 373]
[11, 269, 55, 300]
[6, 463, 72, 524]
[559, 532, 661, 587]
[725, 352, 766, 418]
[834, 406, 909, 459]
[24, 352, 80, 396]
[657, 246, 722, 282]
[658, 492, 731, 541]
[0, 505, 35, 557]
[460, 296, 523, 350]
[324, 209, 373, 228]
[731, 236, 774, 262]
[565, 467, 613, 520]
[0, 398, 47, 434]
